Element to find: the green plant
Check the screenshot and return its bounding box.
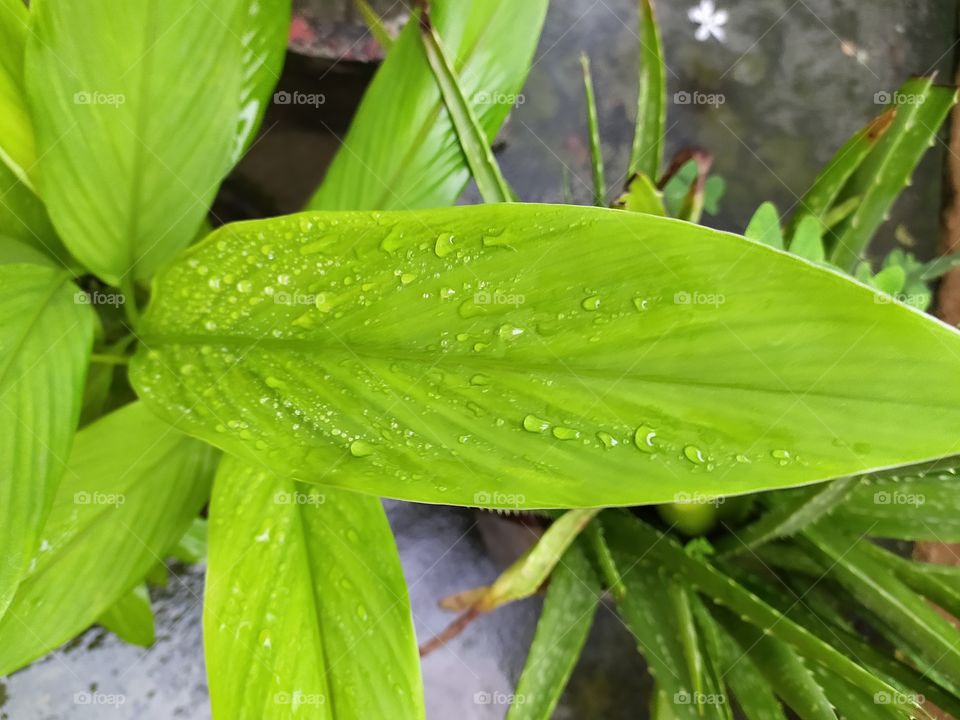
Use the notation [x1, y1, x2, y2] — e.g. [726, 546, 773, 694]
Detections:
[2, 1, 960, 719]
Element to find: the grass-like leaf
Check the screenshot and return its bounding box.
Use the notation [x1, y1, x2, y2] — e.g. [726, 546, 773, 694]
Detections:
[629, 0, 665, 180]
[802, 523, 960, 686]
[308, 0, 548, 211]
[420, 8, 512, 204]
[785, 108, 894, 243]
[602, 512, 915, 713]
[713, 607, 835, 719]
[831, 471, 960, 541]
[580, 53, 606, 207]
[828, 78, 957, 271]
[508, 540, 600, 720]
[715, 478, 856, 556]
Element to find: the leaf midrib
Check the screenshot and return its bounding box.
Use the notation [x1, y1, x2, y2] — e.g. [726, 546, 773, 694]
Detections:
[137, 331, 960, 409]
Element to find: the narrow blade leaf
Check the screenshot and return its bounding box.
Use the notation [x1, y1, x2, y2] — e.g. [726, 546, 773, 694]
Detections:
[829, 78, 957, 271]
[508, 540, 600, 720]
[832, 471, 960, 541]
[420, 9, 512, 204]
[580, 53, 606, 207]
[307, 0, 547, 210]
[629, 0, 666, 180]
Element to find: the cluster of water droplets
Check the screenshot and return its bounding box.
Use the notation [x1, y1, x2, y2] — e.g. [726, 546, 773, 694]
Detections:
[135, 209, 808, 483]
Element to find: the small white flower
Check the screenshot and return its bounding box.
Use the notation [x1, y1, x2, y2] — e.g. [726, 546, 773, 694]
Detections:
[688, 0, 728, 43]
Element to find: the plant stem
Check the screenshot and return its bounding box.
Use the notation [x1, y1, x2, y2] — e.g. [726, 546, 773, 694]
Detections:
[91, 353, 129, 365]
[120, 278, 141, 329]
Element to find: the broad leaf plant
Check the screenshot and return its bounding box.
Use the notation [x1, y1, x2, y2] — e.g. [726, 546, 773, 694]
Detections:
[2, 0, 960, 718]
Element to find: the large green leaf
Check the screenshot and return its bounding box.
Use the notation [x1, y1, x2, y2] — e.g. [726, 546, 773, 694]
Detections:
[0, 402, 216, 675]
[307, 0, 547, 211]
[131, 204, 960, 507]
[205, 456, 423, 719]
[0, 149, 69, 267]
[0, 0, 35, 188]
[25, 0, 245, 284]
[0, 264, 93, 618]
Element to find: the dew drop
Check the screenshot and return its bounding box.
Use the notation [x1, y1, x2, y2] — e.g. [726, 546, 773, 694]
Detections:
[597, 431, 618, 449]
[470, 374, 491, 386]
[581, 295, 601, 311]
[523, 414, 550, 433]
[434, 233, 456, 258]
[634, 425, 657, 452]
[552, 426, 580, 440]
[683, 445, 706, 465]
[350, 440, 374, 457]
[771, 449, 792, 465]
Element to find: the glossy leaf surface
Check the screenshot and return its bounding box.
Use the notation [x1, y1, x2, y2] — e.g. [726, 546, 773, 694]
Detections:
[0, 402, 216, 675]
[25, 0, 245, 283]
[0, 265, 93, 618]
[307, 0, 548, 211]
[205, 456, 423, 720]
[132, 204, 960, 508]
